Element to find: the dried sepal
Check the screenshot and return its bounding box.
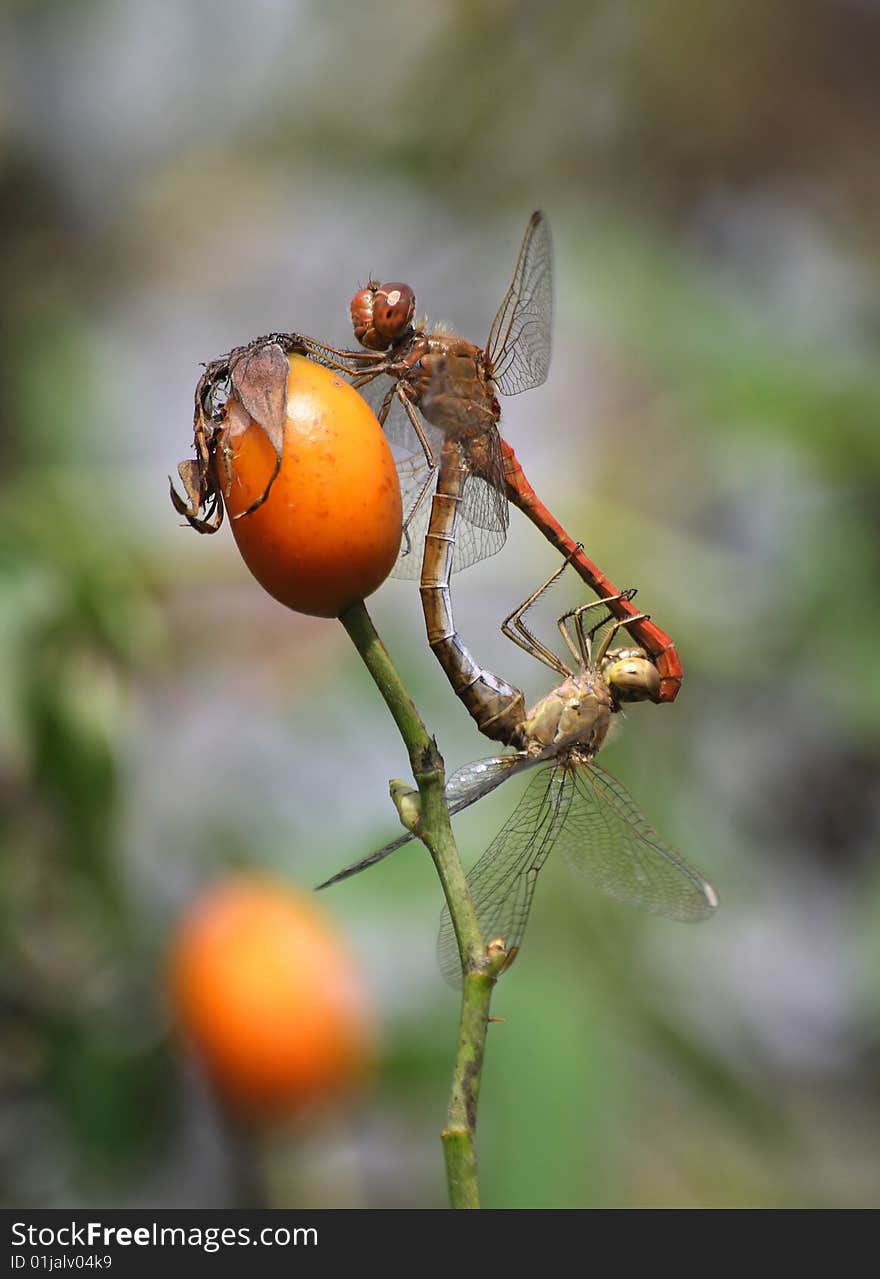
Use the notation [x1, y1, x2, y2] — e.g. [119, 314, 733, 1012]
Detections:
[171, 330, 370, 535]
[168, 466, 223, 533]
[230, 342, 288, 458]
[169, 362, 227, 533]
[209, 397, 248, 498]
[168, 458, 222, 534]
[227, 341, 290, 519]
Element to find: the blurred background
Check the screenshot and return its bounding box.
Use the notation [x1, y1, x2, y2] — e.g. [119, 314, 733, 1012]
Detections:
[2, 0, 879, 1209]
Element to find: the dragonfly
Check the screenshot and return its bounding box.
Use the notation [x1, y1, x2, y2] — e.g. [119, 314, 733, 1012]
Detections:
[418, 415, 673, 743]
[335, 211, 682, 702]
[170, 214, 682, 701]
[318, 561, 717, 982]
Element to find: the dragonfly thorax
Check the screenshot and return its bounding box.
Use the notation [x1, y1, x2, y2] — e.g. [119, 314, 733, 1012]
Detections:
[418, 340, 498, 437]
[519, 672, 613, 757]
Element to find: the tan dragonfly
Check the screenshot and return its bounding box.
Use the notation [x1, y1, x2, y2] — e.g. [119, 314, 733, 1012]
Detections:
[319, 560, 716, 982]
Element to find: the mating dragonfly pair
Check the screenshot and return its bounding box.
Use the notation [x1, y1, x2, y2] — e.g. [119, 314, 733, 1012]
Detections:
[173, 212, 717, 983]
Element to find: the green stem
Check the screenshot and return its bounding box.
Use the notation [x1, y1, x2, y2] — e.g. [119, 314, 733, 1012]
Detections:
[442, 971, 495, 1208]
[338, 598, 434, 777]
[338, 600, 495, 1209]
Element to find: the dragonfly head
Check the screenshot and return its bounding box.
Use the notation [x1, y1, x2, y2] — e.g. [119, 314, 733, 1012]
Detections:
[603, 647, 660, 704]
[350, 281, 416, 351]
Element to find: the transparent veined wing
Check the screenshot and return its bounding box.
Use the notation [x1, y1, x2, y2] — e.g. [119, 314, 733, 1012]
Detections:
[356, 372, 438, 456]
[437, 763, 573, 986]
[314, 826, 413, 890]
[555, 761, 719, 922]
[352, 379, 439, 580]
[445, 753, 533, 808]
[485, 211, 553, 397]
[315, 754, 531, 891]
[456, 474, 507, 567]
[384, 435, 507, 581]
[459, 427, 508, 536]
[388, 449, 438, 579]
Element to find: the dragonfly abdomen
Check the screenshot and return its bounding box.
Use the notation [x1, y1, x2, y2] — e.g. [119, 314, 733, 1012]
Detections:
[421, 439, 526, 746]
[426, 622, 526, 744]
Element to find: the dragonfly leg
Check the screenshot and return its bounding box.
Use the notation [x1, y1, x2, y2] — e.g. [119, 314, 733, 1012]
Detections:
[557, 595, 634, 667]
[374, 382, 396, 427]
[396, 383, 436, 469]
[401, 465, 437, 554]
[350, 368, 387, 389]
[559, 602, 608, 667]
[593, 610, 651, 665]
[579, 593, 638, 659]
[395, 385, 438, 556]
[289, 337, 390, 379]
[501, 561, 573, 677]
[501, 442, 682, 703]
[369, 381, 429, 562]
[572, 596, 680, 704]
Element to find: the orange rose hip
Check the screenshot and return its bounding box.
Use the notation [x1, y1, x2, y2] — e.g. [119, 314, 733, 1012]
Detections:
[219, 353, 402, 617]
[169, 875, 374, 1118]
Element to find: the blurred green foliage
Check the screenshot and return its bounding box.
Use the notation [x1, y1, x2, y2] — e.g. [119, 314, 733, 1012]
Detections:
[0, 490, 175, 1195]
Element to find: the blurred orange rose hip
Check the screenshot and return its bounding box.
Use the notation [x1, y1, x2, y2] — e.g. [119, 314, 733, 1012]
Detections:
[169, 875, 374, 1119]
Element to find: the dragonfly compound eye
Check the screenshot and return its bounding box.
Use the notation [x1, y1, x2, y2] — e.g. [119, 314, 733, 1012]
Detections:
[604, 652, 661, 703]
[371, 282, 416, 344]
[350, 283, 388, 350]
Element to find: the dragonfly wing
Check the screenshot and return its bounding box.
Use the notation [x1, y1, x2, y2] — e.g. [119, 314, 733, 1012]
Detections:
[389, 437, 508, 578]
[359, 364, 509, 573]
[486, 211, 553, 397]
[554, 762, 719, 922]
[358, 375, 440, 457]
[451, 477, 508, 572]
[389, 449, 439, 580]
[434, 427, 508, 572]
[445, 753, 532, 810]
[352, 382, 439, 580]
[316, 755, 528, 890]
[438, 764, 574, 986]
[450, 445, 508, 571]
[459, 427, 508, 534]
[315, 828, 414, 890]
